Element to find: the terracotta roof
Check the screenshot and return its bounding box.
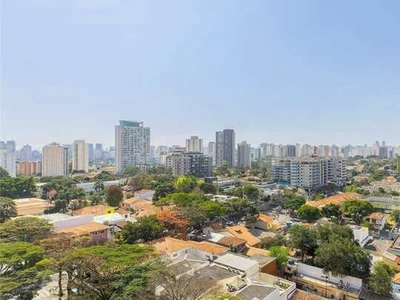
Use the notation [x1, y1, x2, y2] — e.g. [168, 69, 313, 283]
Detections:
[393, 273, 400, 284]
[368, 212, 385, 220]
[217, 236, 247, 247]
[74, 205, 116, 216]
[306, 192, 360, 209]
[122, 198, 157, 218]
[258, 213, 282, 230]
[225, 225, 261, 247]
[55, 222, 110, 237]
[150, 236, 227, 255]
[243, 246, 270, 257]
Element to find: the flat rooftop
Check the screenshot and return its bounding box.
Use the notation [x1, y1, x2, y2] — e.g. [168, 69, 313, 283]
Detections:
[237, 284, 276, 300]
[214, 253, 259, 272]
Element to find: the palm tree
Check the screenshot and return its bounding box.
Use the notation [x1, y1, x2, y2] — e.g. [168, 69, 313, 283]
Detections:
[94, 179, 104, 195]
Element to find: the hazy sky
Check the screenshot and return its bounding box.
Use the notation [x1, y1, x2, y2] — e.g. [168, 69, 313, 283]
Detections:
[1, 0, 399, 149]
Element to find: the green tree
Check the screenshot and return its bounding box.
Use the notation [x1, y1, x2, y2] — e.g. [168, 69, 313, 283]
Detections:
[288, 225, 318, 260]
[321, 204, 341, 220]
[214, 162, 230, 176]
[153, 183, 176, 201]
[0, 242, 53, 300]
[269, 246, 289, 275]
[0, 167, 9, 178]
[106, 185, 123, 207]
[0, 176, 36, 199]
[199, 182, 217, 194]
[94, 178, 105, 194]
[282, 195, 305, 211]
[174, 175, 198, 193]
[223, 198, 259, 224]
[368, 261, 396, 296]
[314, 236, 371, 279]
[391, 209, 400, 224]
[128, 172, 154, 192]
[296, 204, 322, 222]
[62, 244, 159, 300]
[260, 234, 288, 250]
[123, 166, 141, 177]
[243, 184, 261, 201]
[0, 197, 17, 223]
[0, 216, 53, 242]
[317, 224, 354, 244]
[341, 199, 374, 224]
[118, 215, 165, 243]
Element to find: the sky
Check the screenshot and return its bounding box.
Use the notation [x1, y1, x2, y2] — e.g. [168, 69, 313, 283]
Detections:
[1, 0, 399, 150]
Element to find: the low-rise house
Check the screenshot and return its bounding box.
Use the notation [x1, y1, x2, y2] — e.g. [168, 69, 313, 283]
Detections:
[93, 212, 135, 225]
[150, 236, 228, 260]
[40, 213, 94, 230]
[214, 252, 260, 277]
[290, 263, 362, 300]
[225, 225, 261, 248]
[348, 225, 372, 247]
[74, 204, 129, 216]
[248, 253, 277, 275]
[133, 189, 155, 201]
[367, 212, 387, 228]
[252, 213, 282, 231]
[76, 180, 124, 193]
[306, 192, 360, 209]
[55, 222, 111, 243]
[121, 198, 157, 218]
[13, 198, 53, 216]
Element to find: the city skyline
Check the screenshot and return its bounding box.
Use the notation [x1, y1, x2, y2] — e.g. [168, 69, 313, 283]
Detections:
[1, 1, 399, 147]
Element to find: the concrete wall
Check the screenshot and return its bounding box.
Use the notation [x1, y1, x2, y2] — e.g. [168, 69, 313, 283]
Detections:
[298, 263, 362, 290]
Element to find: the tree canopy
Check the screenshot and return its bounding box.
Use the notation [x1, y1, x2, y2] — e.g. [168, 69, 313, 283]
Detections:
[0, 176, 36, 199]
[260, 234, 288, 250]
[0, 216, 53, 243]
[368, 261, 396, 296]
[106, 185, 123, 207]
[174, 175, 198, 193]
[62, 244, 159, 300]
[268, 246, 289, 273]
[296, 204, 322, 222]
[0, 167, 9, 178]
[288, 225, 318, 260]
[118, 215, 165, 243]
[341, 199, 373, 224]
[0, 242, 53, 300]
[0, 197, 17, 223]
[282, 194, 305, 211]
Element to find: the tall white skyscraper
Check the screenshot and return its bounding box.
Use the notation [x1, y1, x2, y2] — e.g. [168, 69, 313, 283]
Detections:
[0, 149, 17, 177]
[42, 143, 68, 177]
[115, 120, 150, 173]
[185, 136, 203, 153]
[72, 140, 89, 172]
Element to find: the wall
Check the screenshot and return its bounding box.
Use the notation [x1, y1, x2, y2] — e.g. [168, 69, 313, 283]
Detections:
[52, 215, 94, 230]
[260, 260, 277, 275]
[297, 263, 362, 291]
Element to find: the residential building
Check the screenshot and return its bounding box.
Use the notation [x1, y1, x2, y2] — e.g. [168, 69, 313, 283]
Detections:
[215, 129, 236, 167]
[225, 225, 261, 247]
[88, 143, 94, 161]
[55, 222, 111, 243]
[260, 143, 274, 157]
[208, 141, 216, 165]
[115, 120, 151, 173]
[0, 149, 17, 177]
[17, 161, 39, 176]
[185, 136, 203, 153]
[166, 151, 212, 177]
[250, 147, 261, 160]
[286, 145, 296, 157]
[348, 225, 371, 247]
[72, 140, 89, 172]
[272, 157, 347, 191]
[19, 144, 32, 162]
[237, 141, 251, 167]
[32, 150, 41, 161]
[42, 143, 68, 177]
[0, 140, 16, 153]
[306, 192, 360, 209]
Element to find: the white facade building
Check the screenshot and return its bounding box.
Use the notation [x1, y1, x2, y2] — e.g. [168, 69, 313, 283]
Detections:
[0, 149, 17, 177]
[42, 143, 68, 177]
[72, 140, 89, 172]
[185, 136, 203, 153]
[115, 120, 150, 173]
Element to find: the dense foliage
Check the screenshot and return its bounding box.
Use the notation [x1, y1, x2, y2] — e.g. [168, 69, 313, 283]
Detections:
[0, 176, 36, 199]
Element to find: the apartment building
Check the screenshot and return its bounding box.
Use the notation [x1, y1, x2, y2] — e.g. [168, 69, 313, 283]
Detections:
[166, 152, 212, 177]
[42, 143, 68, 177]
[215, 129, 235, 167]
[72, 140, 89, 172]
[115, 120, 150, 173]
[272, 156, 347, 191]
[185, 136, 203, 153]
